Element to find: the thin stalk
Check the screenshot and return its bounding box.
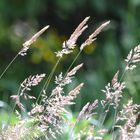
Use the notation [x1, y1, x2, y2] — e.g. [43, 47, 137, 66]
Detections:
[64, 50, 82, 78]
[7, 86, 22, 127]
[44, 58, 61, 91]
[100, 104, 111, 128]
[111, 107, 118, 140]
[98, 102, 109, 127]
[11, 86, 22, 114]
[0, 53, 19, 80]
[36, 57, 61, 105]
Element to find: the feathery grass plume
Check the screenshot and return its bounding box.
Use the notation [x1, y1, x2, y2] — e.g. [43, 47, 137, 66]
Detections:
[77, 100, 98, 122]
[11, 95, 25, 112]
[19, 25, 49, 56]
[99, 44, 140, 139]
[67, 63, 83, 77]
[100, 45, 140, 112]
[55, 63, 83, 87]
[55, 17, 89, 57]
[115, 99, 140, 140]
[71, 100, 99, 140]
[29, 104, 44, 115]
[74, 106, 108, 140]
[28, 64, 84, 138]
[101, 71, 125, 108]
[1, 119, 44, 140]
[65, 83, 84, 105]
[125, 44, 140, 70]
[0, 25, 49, 82]
[11, 74, 45, 111]
[20, 74, 46, 94]
[0, 121, 27, 140]
[80, 21, 110, 51]
[35, 83, 84, 138]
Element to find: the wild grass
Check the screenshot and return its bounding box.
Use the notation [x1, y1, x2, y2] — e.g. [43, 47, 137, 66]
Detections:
[0, 17, 140, 140]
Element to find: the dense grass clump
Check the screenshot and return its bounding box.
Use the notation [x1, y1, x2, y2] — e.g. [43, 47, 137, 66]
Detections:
[0, 17, 140, 140]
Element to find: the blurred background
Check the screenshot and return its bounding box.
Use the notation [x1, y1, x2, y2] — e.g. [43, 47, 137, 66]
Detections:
[0, 0, 140, 123]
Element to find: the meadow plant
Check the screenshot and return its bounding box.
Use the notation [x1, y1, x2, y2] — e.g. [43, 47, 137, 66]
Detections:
[0, 17, 139, 140]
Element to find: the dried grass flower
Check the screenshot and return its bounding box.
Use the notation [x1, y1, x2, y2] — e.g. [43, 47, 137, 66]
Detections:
[77, 100, 98, 122]
[55, 17, 89, 57]
[11, 74, 45, 111]
[125, 44, 140, 70]
[80, 21, 110, 50]
[116, 99, 140, 140]
[101, 71, 125, 108]
[19, 25, 49, 56]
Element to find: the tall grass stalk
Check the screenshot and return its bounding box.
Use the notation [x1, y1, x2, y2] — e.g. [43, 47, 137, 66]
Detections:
[36, 57, 61, 104]
[0, 53, 19, 80]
